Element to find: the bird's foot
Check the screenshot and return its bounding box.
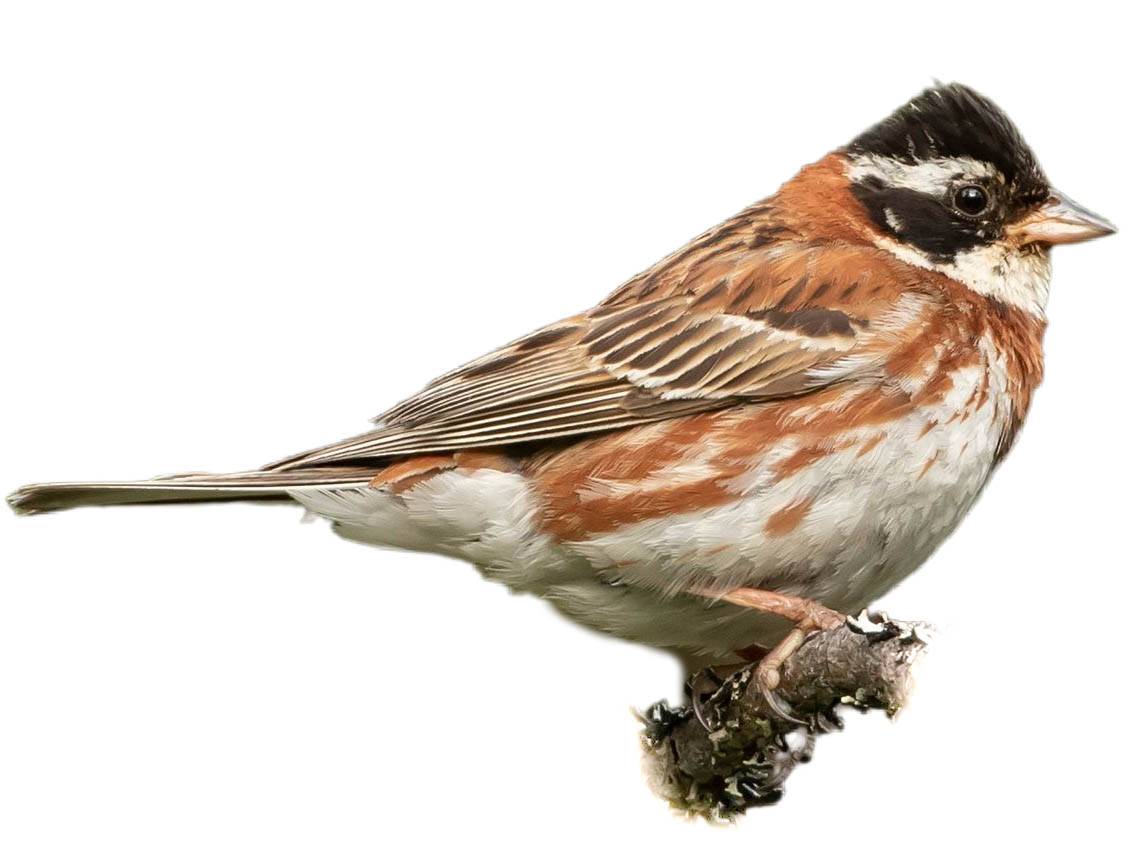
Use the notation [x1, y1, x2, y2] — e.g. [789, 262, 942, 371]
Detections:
[694, 588, 847, 725]
[755, 600, 845, 688]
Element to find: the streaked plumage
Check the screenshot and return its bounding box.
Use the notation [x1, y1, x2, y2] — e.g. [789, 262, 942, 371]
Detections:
[8, 84, 1114, 671]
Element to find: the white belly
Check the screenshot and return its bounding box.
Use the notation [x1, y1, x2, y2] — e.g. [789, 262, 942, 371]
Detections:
[289, 348, 1015, 665]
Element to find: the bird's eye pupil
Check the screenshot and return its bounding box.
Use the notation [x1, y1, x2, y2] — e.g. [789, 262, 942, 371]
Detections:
[954, 185, 989, 216]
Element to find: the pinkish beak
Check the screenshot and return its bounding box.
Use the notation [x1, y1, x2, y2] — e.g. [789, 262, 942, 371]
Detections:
[1006, 191, 1116, 245]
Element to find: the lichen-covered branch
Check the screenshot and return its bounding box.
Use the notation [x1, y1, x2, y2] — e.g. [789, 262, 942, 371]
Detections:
[639, 613, 930, 819]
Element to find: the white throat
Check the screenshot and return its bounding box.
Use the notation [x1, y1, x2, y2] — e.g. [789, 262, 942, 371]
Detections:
[876, 236, 1051, 318]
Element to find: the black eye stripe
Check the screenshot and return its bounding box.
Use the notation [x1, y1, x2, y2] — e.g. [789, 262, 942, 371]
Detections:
[851, 183, 984, 263]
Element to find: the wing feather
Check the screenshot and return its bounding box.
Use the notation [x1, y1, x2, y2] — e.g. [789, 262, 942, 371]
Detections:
[267, 233, 923, 471]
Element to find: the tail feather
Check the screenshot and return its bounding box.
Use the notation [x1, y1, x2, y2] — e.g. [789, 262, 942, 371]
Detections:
[7, 468, 378, 515]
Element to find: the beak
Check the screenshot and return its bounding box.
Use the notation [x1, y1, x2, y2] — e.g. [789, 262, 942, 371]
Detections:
[1006, 191, 1117, 245]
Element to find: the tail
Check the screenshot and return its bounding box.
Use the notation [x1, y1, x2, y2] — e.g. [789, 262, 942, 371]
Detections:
[7, 468, 378, 515]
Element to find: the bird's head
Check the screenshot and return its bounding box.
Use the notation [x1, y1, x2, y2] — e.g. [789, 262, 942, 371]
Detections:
[838, 83, 1114, 316]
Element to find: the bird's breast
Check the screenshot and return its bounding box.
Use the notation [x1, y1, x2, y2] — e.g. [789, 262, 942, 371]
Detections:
[525, 330, 1021, 608]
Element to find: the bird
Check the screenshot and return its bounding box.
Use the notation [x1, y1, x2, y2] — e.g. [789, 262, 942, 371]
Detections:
[8, 83, 1115, 698]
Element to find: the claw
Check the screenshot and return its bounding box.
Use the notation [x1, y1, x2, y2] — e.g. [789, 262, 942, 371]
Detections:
[691, 688, 714, 731]
[812, 709, 835, 734]
[688, 668, 723, 731]
[757, 675, 807, 726]
[811, 705, 845, 734]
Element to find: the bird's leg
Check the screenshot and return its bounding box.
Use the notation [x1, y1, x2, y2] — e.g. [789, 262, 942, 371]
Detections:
[694, 587, 847, 723]
[719, 588, 846, 689]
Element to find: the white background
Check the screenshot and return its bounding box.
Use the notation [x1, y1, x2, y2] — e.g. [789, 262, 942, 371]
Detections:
[2, 2, 1131, 848]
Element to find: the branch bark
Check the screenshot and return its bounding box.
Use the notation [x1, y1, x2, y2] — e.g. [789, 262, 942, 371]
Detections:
[639, 613, 930, 819]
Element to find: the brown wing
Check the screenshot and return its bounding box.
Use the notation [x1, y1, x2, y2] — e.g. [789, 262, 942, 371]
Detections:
[267, 222, 922, 471]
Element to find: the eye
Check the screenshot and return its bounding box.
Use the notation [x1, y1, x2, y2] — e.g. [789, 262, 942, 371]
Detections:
[953, 184, 990, 217]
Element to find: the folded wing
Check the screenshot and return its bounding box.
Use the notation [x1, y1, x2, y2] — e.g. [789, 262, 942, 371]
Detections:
[267, 238, 920, 471]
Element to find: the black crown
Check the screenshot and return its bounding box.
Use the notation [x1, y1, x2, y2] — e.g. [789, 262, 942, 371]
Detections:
[848, 83, 1048, 204]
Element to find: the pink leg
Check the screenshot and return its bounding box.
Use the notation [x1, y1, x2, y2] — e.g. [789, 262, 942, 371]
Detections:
[701, 588, 846, 691]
